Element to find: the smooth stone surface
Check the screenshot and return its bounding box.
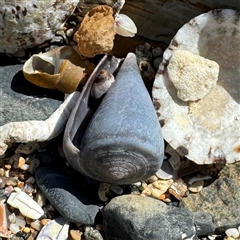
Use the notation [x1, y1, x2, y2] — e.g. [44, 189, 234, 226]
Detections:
[180, 162, 240, 234]
[35, 167, 100, 225]
[0, 62, 64, 126]
[103, 195, 215, 240]
[155, 160, 174, 179]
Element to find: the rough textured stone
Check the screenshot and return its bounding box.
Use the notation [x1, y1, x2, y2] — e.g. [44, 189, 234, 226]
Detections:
[0, 0, 78, 54]
[167, 50, 219, 101]
[0, 63, 63, 126]
[103, 194, 215, 240]
[180, 162, 240, 234]
[35, 167, 100, 225]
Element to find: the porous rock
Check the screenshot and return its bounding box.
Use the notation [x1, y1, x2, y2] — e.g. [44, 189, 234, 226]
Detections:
[167, 50, 219, 101]
[103, 194, 215, 240]
[35, 167, 100, 225]
[180, 162, 240, 233]
[0, 0, 78, 54]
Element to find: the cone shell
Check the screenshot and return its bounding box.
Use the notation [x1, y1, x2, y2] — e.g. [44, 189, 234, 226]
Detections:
[23, 46, 87, 93]
[79, 53, 164, 184]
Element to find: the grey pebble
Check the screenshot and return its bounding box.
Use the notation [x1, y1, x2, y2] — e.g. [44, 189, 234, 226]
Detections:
[35, 167, 100, 225]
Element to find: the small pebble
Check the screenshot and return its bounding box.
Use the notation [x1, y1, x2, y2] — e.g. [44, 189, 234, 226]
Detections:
[9, 223, 19, 234]
[188, 180, 204, 193]
[30, 220, 42, 231]
[15, 142, 40, 154]
[69, 229, 82, 240]
[18, 157, 26, 168]
[20, 164, 30, 171]
[66, 28, 75, 37]
[155, 160, 174, 179]
[169, 178, 188, 200]
[225, 228, 240, 238]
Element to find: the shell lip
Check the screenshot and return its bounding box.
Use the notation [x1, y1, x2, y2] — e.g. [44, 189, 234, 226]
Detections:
[63, 55, 123, 175]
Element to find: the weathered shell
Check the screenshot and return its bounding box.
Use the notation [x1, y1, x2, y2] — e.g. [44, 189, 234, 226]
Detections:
[0, 0, 78, 54]
[63, 53, 164, 184]
[152, 9, 240, 164]
[114, 14, 137, 37]
[23, 46, 87, 93]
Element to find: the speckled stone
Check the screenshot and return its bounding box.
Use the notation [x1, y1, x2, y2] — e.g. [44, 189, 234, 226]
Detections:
[180, 162, 240, 234]
[103, 194, 215, 240]
[0, 63, 64, 126]
[35, 167, 100, 225]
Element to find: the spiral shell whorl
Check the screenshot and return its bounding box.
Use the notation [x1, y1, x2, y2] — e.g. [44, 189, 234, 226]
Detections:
[81, 151, 153, 184]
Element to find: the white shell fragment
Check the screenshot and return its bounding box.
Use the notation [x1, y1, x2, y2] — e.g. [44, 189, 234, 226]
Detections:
[167, 50, 219, 101]
[152, 9, 240, 164]
[0, 0, 78, 54]
[36, 217, 69, 240]
[114, 14, 137, 37]
[0, 92, 80, 156]
[7, 191, 44, 219]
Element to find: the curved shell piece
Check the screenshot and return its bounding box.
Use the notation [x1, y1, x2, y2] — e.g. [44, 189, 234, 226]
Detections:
[152, 9, 240, 164]
[114, 14, 137, 37]
[0, 0, 78, 54]
[23, 46, 87, 93]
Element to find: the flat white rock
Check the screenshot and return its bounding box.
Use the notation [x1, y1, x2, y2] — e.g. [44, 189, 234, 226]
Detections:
[7, 191, 44, 219]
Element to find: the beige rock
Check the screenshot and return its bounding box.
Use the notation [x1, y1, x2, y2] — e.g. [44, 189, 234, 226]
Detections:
[167, 50, 219, 101]
[169, 179, 188, 200]
[152, 179, 173, 195]
[188, 180, 204, 193]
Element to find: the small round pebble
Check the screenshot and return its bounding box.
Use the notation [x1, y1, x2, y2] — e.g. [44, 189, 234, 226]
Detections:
[225, 228, 240, 238]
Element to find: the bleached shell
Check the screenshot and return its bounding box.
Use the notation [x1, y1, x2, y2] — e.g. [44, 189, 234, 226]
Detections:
[114, 14, 137, 37]
[0, 0, 78, 54]
[152, 9, 240, 164]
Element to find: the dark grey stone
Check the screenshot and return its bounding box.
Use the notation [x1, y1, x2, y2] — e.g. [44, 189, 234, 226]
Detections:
[35, 167, 100, 225]
[0, 61, 64, 126]
[103, 194, 215, 240]
[180, 162, 240, 234]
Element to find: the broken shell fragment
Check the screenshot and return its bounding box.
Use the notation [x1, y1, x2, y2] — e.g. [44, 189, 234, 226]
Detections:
[114, 14, 137, 37]
[152, 9, 240, 164]
[73, 5, 115, 57]
[23, 46, 87, 93]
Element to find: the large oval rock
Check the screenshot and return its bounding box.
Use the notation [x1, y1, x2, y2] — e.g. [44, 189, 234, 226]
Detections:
[103, 194, 215, 240]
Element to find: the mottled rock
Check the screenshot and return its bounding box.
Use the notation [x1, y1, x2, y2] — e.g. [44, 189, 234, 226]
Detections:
[0, 64, 63, 126]
[103, 194, 214, 240]
[180, 162, 240, 233]
[0, 0, 78, 54]
[35, 167, 100, 225]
